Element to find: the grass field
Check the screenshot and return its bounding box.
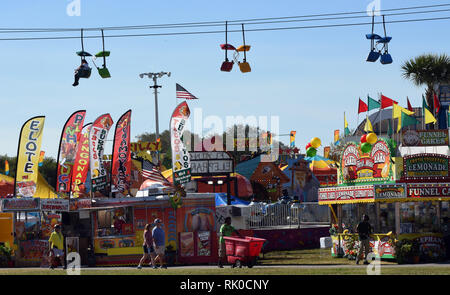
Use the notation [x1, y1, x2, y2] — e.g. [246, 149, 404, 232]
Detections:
[0, 249, 448, 275]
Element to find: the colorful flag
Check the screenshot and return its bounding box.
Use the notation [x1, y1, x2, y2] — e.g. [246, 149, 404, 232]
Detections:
[89, 114, 114, 193]
[358, 98, 368, 114]
[323, 146, 331, 158]
[364, 117, 373, 132]
[176, 83, 198, 100]
[14, 116, 45, 198]
[142, 160, 171, 185]
[170, 101, 191, 185]
[289, 131, 296, 148]
[38, 151, 45, 167]
[393, 103, 415, 132]
[381, 94, 398, 109]
[111, 110, 132, 194]
[407, 97, 413, 112]
[433, 92, 441, 114]
[367, 96, 380, 111]
[344, 114, 350, 136]
[401, 112, 419, 129]
[56, 110, 86, 194]
[423, 96, 437, 124]
[387, 119, 393, 137]
[334, 130, 340, 144]
[4, 160, 9, 176]
[71, 123, 92, 198]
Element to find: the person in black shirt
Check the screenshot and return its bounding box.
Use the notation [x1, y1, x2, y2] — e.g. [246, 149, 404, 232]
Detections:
[356, 214, 372, 265]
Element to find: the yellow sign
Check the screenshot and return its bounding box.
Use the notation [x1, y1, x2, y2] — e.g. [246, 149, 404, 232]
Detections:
[15, 116, 45, 198]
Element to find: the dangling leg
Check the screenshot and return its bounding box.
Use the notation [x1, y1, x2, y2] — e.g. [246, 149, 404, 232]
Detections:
[73, 71, 80, 86]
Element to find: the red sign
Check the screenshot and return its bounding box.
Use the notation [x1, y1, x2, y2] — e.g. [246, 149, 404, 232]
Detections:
[2, 198, 40, 211]
[56, 111, 86, 194]
[71, 124, 92, 198]
[69, 199, 92, 211]
[111, 110, 132, 194]
[319, 185, 374, 203]
[407, 183, 450, 198]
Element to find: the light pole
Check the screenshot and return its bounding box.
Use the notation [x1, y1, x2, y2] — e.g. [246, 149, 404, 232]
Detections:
[139, 71, 171, 164]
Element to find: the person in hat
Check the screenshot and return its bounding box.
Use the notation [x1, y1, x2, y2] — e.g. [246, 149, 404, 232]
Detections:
[152, 218, 167, 269]
[356, 214, 373, 265]
[48, 224, 66, 269]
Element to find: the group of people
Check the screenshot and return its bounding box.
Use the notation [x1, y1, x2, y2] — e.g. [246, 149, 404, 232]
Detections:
[137, 218, 167, 269]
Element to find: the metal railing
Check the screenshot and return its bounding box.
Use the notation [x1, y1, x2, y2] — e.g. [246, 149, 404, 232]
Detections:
[246, 202, 330, 229]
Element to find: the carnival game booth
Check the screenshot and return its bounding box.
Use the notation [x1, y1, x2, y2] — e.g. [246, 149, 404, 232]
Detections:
[90, 193, 218, 266]
[318, 138, 403, 260]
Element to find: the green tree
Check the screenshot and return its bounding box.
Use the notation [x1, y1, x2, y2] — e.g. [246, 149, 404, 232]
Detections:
[401, 53, 450, 109]
[38, 157, 57, 189]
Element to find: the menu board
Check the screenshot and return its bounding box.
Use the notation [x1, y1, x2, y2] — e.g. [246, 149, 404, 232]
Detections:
[179, 232, 194, 257]
[197, 231, 211, 256]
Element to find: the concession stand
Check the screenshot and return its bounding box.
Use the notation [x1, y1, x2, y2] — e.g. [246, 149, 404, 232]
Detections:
[89, 193, 217, 266]
[319, 138, 449, 261]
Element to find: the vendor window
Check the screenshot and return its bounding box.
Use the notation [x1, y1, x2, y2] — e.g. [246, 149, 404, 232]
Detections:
[400, 202, 439, 234]
[357, 203, 377, 230]
[15, 212, 41, 240]
[96, 207, 133, 237]
[378, 203, 395, 233]
[341, 204, 357, 232]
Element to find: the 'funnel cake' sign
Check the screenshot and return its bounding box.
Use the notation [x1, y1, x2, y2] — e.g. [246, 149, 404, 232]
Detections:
[339, 139, 392, 185]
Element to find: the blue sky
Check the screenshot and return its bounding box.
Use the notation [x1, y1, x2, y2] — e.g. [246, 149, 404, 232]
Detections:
[1, 0, 449, 158]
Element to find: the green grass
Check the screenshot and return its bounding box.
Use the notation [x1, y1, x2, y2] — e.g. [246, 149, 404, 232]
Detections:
[0, 249, 448, 275]
[259, 248, 397, 265]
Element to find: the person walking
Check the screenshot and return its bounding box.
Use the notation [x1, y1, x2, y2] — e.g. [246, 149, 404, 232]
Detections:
[137, 224, 156, 269]
[356, 214, 373, 265]
[152, 218, 167, 269]
[218, 217, 243, 268]
[48, 224, 66, 270]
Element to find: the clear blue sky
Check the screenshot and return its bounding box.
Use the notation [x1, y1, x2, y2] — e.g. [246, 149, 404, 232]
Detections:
[1, 0, 449, 158]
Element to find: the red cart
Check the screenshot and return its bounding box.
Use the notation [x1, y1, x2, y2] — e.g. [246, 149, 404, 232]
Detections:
[224, 236, 266, 268]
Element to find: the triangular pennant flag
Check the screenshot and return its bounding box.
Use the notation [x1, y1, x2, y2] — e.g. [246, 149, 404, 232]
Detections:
[407, 97, 413, 112]
[381, 94, 398, 109]
[401, 112, 419, 129]
[423, 96, 437, 124]
[344, 114, 350, 136]
[387, 119, 393, 137]
[364, 117, 373, 132]
[358, 98, 368, 114]
[434, 92, 441, 114]
[367, 96, 381, 111]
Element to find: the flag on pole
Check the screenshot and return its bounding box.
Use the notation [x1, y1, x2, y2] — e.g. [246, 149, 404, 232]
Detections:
[423, 96, 437, 124]
[4, 160, 9, 176]
[407, 97, 413, 112]
[393, 103, 415, 132]
[364, 117, 373, 132]
[387, 119, 393, 137]
[358, 98, 368, 114]
[381, 94, 398, 109]
[142, 160, 171, 184]
[433, 92, 441, 114]
[176, 83, 198, 100]
[324, 146, 331, 158]
[38, 151, 45, 167]
[289, 131, 296, 148]
[367, 96, 380, 111]
[334, 130, 340, 145]
[344, 114, 350, 136]
[401, 112, 419, 129]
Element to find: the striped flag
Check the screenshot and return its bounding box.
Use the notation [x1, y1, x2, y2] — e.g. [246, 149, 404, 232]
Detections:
[176, 83, 198, 100]
[4, 160, 9, 176]
[141, 160, 171, 184]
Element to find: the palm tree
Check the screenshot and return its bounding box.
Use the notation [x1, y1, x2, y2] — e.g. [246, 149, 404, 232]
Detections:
[401, 54, 450, 110]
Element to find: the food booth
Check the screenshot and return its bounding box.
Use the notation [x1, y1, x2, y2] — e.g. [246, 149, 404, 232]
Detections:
[319, 138, 449, 262]
[90, 193, 217, 266]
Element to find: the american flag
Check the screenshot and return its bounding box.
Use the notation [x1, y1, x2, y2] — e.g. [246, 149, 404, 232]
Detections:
[141, 160, 171, 185]
[176, 83, 198, 100]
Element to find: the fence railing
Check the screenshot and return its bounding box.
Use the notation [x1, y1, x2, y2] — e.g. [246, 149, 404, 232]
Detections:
[245, 202, 330, 229]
